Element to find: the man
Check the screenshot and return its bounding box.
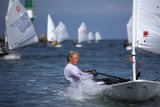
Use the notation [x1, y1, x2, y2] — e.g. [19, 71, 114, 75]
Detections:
[64, 51, 97, 84]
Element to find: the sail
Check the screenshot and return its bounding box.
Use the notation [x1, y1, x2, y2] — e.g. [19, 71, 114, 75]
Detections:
[56, 21, 69, 43]
[88, 32, 94, 41]
[47, 14, 57, 42]
[77, 22, 88, 43]
[5, 0, 38, 50]
[95, 32, 102, 41]
[4, 0, 15, 49]
[126, 17, 132, 44]
[7, 0, 15, 14]
[134, 0, 160, 54]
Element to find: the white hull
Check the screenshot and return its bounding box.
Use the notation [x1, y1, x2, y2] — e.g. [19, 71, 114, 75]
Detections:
[103, 80, 160, 102]
[0, 53, 21, 60]
[75, 44, 82, 48]
[55, 44, 62, 48]
[126, 45, 132, 51]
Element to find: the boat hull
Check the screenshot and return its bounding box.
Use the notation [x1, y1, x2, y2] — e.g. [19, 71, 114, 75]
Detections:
[55, 44, 62, 48]
[75, 44, 82, 47]
[0, 53, 21, 60]
[102, 80, 160, 102]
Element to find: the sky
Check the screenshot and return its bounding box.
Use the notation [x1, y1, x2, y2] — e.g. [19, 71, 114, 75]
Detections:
[0, 0, 132, 39]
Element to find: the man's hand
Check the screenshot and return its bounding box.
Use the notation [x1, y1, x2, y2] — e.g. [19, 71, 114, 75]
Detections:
[90, 70, 98, 77]
[83, 69, 91, 73]
[82, 69, 98, 77]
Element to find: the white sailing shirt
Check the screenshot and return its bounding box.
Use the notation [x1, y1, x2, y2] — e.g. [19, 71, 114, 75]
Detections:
[64, 63, 93, 83]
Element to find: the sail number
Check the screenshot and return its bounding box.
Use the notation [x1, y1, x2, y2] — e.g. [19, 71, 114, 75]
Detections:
[11, 12, 32, 33]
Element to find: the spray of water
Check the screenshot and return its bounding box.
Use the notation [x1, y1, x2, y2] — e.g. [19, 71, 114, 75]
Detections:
[63, 79, 110, 101]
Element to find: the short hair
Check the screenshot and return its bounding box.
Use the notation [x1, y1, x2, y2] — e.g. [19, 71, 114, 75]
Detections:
[67, 51, 79, 62]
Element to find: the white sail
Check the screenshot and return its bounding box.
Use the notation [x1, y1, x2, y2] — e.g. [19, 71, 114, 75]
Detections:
[134, 0, 160, 54]
[56, 21, 69, 43]
[126, 17, 132, 44]
[77, 22, 88, 43]
[88, 32, 94, 41]
[5, 0, 38, 50]
[5, 0, 15, 48]
[7, 0, 15, 14]
[47, 14, 56, 42]
[95, 32, 102, 42]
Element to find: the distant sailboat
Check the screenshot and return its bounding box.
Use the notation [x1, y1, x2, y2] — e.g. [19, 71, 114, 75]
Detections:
[87, 32, 94, 43]
[0, 0, 38, 60]
[55, 21, 69, 47]
[47, 14, 57, 46]
[75, 22, 88, 47]
[95, 32, 102, 43]
[124, 17, 132, 50]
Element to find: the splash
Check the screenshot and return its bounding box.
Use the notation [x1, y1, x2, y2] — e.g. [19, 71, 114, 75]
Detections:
[63, 79, 110, 101]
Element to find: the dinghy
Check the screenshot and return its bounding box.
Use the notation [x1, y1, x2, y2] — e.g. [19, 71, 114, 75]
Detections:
[74, 22, 88, 47]
[0, 0, 38, 60]
[47, 14, 57, 46]
[95, 32, 102, 43]
[101, 0, 160, 102]
[87, 32, 94, 43]
[55, 21, 69, 47]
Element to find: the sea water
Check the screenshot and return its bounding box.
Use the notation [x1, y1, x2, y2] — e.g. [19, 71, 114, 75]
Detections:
[0, 40, 160, 107]
[63, 79, 109, 101]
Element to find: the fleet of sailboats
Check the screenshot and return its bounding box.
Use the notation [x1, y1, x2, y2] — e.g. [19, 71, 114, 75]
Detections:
[47, 14, 69, 47]
[0, 0, 38, 60]
[2, 0, 160, 103]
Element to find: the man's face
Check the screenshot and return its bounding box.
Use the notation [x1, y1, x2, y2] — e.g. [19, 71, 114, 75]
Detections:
[70, 54, 79, 65]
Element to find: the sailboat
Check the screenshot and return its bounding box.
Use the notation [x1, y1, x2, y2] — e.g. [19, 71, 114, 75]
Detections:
[124, 17, 132, 50]
[74, 22, 88, 47]
[55, 21, 69, 47]
[87, 32, 94, 43]
[0, 0, 38, 60]
[102, 0, 160, 101]
[0, 0, 16, 59]
[95, 31, 102, 43]
[47, 14, 57, 46]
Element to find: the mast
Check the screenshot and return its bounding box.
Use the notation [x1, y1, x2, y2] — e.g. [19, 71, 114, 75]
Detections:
[131, 0, 138, 81]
